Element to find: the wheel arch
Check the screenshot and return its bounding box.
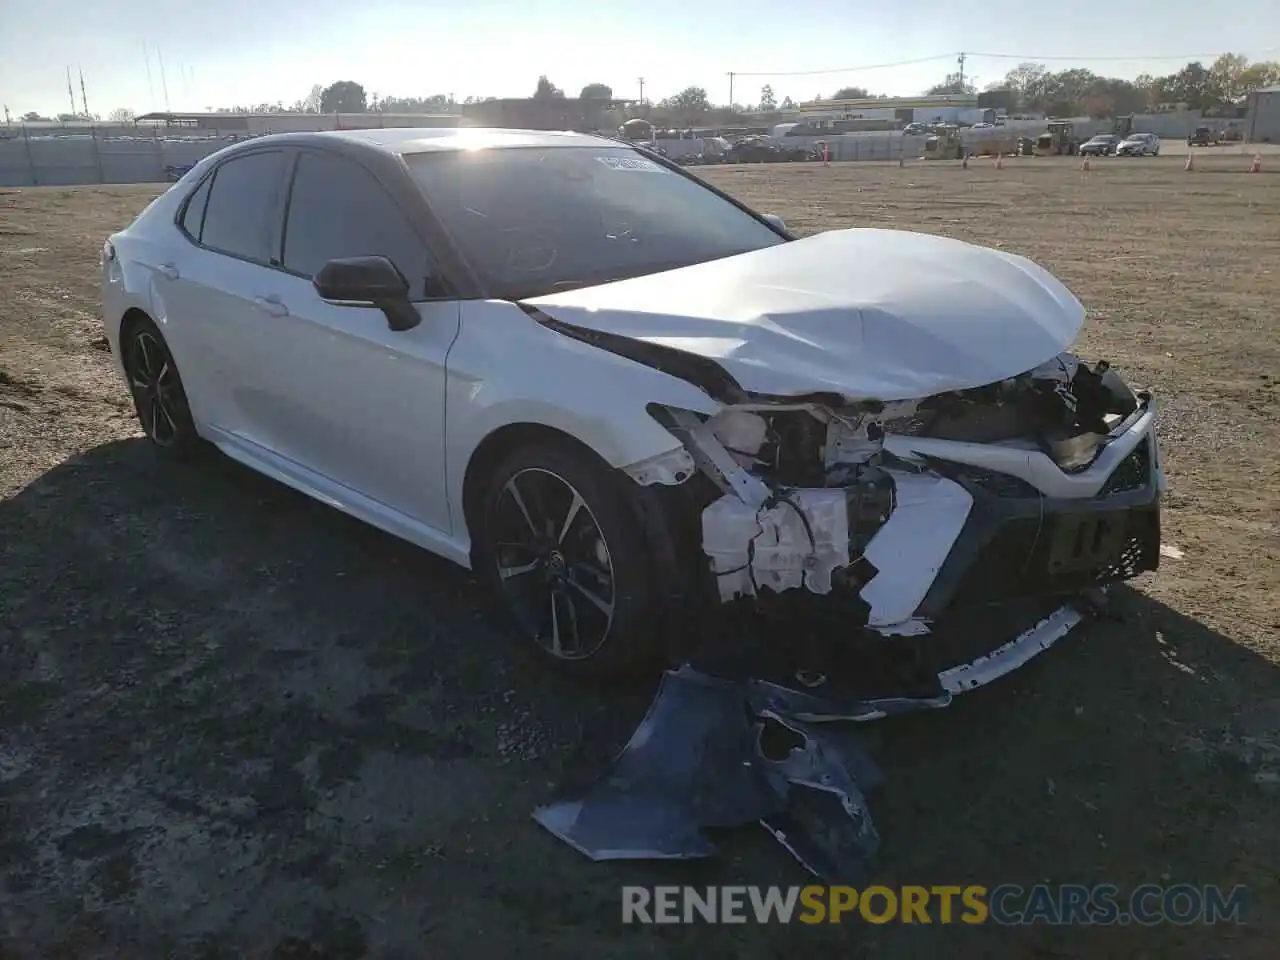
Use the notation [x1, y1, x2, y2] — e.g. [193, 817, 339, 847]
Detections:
[459, 418, 706, 663]
[460, 421, 615, 561]
[119, 306, 154, 344]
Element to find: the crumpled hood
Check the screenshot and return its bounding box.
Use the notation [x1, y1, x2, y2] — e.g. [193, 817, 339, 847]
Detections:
[525, 227, 1086, 400]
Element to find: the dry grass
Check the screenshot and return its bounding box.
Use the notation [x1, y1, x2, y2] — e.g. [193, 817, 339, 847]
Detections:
[1, 155, 1278, 957]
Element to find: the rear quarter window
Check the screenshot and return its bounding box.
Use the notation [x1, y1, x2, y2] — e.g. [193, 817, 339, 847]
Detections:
[179, 176, 213, 241]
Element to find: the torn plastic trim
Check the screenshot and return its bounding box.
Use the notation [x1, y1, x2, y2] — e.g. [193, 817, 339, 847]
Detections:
[883, 394, 1158, 500]
[518, 302, 749, 404]
[938, 602, 1084, 693]
[859, 472, 972, 626]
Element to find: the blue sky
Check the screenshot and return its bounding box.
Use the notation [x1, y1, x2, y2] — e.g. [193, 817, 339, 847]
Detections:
[2, 0, 1278, 116]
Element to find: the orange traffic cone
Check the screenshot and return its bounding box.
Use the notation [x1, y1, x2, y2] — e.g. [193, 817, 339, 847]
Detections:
[1080, 154, 1091, 172]
[995, 152, 1003, 170]
[1250, 153, 1263, 173]
[1185, 153, 1194, 171]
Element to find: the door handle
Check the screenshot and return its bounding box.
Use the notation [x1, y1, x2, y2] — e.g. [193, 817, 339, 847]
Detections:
[253, 296, 289, 318]
[158, 262, 180, 281]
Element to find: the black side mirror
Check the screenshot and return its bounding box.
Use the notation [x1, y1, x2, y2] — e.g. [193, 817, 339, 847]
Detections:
[313, 256, 421, 332]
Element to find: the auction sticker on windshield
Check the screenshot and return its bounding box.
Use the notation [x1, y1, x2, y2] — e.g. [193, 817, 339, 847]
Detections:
[596, 156, 666, 172]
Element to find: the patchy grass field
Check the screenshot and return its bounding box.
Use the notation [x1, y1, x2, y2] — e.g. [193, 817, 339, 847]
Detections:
[2, 155, 1279, 958]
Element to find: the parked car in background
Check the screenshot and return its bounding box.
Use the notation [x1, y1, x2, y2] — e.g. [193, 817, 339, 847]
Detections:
[1187, 126, 1221, 146]
[1115, 133, 1160, 156]
[676, 136, 733, 166]
[727, 136, 783, 163]
[1079, 135, 1122, 156]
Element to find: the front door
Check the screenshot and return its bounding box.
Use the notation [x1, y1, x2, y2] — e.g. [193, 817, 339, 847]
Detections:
[226, 147, 460, 534]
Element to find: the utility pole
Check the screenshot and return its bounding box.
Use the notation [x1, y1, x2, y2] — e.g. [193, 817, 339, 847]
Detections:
[727, 71, 735, 109]
[957, 52, 967, 89]
[142, 42, 156, 111]
[79, 68, 90, 118]
[158, 50, 171, 112]
[66, 66, 76, 117]
[637, 77, 644, 105]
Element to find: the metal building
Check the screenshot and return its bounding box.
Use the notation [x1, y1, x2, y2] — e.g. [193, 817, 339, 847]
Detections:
[1244, 86, 1280, 143]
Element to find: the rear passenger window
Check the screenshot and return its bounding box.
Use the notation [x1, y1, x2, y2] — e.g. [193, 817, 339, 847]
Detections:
[180, 176, 212, 240]
[200, 151, 284, 264]
[282, 151, 432, 296]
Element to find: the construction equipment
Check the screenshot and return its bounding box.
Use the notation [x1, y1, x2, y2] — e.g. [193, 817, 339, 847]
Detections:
[968, 135, 1019, 158]
[1111, 115, 1134, 138]
[923, 127, 964, 160]
[1033, 120, 1079, 156]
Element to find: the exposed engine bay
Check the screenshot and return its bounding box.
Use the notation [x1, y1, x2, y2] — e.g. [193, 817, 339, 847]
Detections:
[649, 352, 1160, 628]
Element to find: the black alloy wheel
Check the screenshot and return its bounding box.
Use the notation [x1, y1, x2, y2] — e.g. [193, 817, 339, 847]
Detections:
[478, 441, 659, 677]
[123, 319, 200, 458]
[492, 467, 616, 661]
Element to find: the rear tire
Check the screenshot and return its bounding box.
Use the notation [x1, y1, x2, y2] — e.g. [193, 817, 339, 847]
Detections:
[120, 316, 202, 460]
[475, 439, 661, 679]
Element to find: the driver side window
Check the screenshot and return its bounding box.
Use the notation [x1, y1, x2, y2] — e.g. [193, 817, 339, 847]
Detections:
[281, 151, 435, 297]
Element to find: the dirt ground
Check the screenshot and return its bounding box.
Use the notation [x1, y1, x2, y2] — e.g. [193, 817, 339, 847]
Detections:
[2, 154, 1278, 958]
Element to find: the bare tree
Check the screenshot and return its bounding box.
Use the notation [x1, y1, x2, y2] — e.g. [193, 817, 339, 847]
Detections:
[303, 84, 323, 113]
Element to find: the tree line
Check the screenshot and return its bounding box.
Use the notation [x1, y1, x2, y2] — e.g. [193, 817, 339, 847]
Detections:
[942, 55, 1279, 118]
[305, 53, 1280, 123]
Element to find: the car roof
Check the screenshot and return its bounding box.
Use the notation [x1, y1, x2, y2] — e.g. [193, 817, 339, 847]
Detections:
[269, 127, 617, 156]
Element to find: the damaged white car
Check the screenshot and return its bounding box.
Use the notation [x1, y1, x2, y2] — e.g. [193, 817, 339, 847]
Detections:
[101, 128, 1163, 687]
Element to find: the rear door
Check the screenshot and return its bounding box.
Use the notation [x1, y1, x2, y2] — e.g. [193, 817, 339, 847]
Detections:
[230, 147, 461, 533]
[158, 149, 289, 437]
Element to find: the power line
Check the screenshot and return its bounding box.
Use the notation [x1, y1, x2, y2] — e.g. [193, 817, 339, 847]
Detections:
[730, 54, 953, 78]
[728, 47, 1280, 79]
[969, 48, 1280, 62]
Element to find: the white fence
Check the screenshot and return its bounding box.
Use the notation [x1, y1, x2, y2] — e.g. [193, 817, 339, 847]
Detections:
[0, 133, 230, 187]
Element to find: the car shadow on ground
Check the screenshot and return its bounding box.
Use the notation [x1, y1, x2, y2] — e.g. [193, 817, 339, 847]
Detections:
[1, 439, 1276, 958]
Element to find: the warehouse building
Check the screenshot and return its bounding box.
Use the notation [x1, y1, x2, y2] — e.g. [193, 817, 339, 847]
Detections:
[133, 112, 466, 135]
[459, 97, 633, 132]
[797, 94, 986, 126]
[1244, 86, 1280, 143]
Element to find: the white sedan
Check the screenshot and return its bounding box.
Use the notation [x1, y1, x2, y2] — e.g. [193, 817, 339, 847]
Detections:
[1116, 133, 1161, 156]
[101, 128, 1164, 685]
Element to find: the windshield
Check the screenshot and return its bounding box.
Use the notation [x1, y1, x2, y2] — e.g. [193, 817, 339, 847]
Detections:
[406, 146, 786, 300]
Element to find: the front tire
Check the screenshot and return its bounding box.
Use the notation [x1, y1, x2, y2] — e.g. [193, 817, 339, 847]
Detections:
[475, 440, 661, 679]
[121, 316, 202, 459]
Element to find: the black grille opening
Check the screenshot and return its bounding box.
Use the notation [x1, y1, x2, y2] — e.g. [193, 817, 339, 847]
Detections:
[946, 506, 1160, 606]
[1098, 437, 1151, 497]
